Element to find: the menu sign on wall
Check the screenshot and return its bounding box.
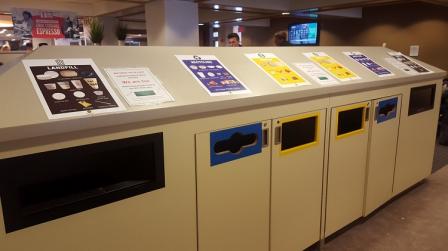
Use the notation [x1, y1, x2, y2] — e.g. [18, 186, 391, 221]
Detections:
[105, 67, 174, 106]
[23, 58, 125, 119]
[386, 52, 432, 75]
[303, 52, 361, 81]
[12, 8, 82, 39]
[32, 16, 64, 38]
[246, 53, 310, 88]
[343, 52, 394, 77]
[176, 55, 250, 96]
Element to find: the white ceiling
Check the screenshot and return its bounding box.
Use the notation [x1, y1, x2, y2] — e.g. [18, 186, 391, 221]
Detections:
[0, 0, 447, 18]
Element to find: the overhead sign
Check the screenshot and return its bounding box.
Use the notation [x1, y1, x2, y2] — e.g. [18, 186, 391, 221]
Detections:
[12, 8, 82, 39]
[32, 16, 64, 39]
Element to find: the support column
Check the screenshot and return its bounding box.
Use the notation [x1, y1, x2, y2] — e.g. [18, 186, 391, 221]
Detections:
[145, 0, 199, 46]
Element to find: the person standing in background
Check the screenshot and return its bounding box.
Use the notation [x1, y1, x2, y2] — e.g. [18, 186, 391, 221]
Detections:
[0, 41, 11, 52]
[274, 31, 291, 46]
[227, 33, 242, 47]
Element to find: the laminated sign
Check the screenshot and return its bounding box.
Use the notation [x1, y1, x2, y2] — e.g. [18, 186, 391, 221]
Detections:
[343, 52, 394, 77]
[246, 53, 310, 88]
[23, 58, 126, 119]
[304, 52, 360, 81]
[176, 55, 250, 96]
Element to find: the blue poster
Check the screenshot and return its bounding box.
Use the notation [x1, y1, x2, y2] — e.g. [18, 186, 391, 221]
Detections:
[177, 55, 250, 96]
[377, 97, 398, 123]
[344, 52, 394, 77]
[210, 123, 262, 167]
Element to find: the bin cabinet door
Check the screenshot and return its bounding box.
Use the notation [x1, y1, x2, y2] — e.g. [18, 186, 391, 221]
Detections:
[364, 96, 401, 216]
[326, 101, 371, 237]
[196, 121, 271, 251]
[394, 83, 440, 195]
[270, 110, 326, 251]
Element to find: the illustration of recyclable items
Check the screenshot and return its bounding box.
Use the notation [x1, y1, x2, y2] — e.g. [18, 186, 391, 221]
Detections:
[210, 123, 262, 166]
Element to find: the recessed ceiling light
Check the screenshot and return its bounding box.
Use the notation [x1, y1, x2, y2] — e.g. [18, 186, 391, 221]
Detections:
[213, 23, 220, 29]
[198, 23, 204, 26]
[235, 18, 243, 22]
[235, 7, 243, 12]
[213, 4, 220, 10]
[214, 20, 219, 24]
[282, 12, 290, 15]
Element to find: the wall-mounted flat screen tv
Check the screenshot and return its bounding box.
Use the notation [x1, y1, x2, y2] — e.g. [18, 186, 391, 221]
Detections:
[288, 22, 319, 45]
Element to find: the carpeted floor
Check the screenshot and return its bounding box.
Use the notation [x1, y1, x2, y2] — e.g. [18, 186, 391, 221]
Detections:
[322, 162, 448, 250]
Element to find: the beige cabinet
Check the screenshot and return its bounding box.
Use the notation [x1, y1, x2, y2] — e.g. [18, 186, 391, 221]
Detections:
[325, 102, 371, 237]
[394, 83, 441, 195]
[364, 96, 401, 216]
[195, 121, 271, 251]
[270, 110, 326, 251]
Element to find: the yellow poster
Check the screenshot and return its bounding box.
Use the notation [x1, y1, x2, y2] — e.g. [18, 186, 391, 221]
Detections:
[246, 53, 309, 88]
[304, 52, 360, 81]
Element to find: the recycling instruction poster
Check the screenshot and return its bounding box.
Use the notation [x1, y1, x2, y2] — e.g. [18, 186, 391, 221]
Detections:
[176, 55, 250, 96]
[343, 51, 394, 77]
[23, 58, 125, 119]
[105, 67, 174, 106]
[246, 53, 310, 88]
[303, 52, 360, 81]
[294, 62, 339, 85]
[386, 52, 432, 75]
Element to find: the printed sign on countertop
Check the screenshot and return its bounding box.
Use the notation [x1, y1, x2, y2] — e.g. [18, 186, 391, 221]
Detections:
[23, 58, 126, 119]
[386, 52, 432, 75]
[303, 52, 361, 81]
[176, 55, 250, 96]
[246, 53, 310, 88]
[343, 52, 394, 77]
[105, 67, 174, 106]
[294, 62, 339, 85]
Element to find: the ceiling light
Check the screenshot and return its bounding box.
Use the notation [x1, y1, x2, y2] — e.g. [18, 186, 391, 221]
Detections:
[214, 20, 219, 24]
[213, 4, 220, 10]
[235, 18, 243, 22]
[235, 7, 243, 12]
[198, 23, 204, 26]
[282, 12, 290, 15]
[0, 29, 6, 34]
[213, 23, 220, 29]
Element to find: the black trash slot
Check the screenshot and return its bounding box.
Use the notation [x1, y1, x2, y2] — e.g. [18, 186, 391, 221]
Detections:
[337, 107, 364, 136]
[409, 84, 436, 116]
[214, 132, 258, 155]
[0, 132, 165, 233]
[378, 103, 397, 117]
[281, 116, 317, 151]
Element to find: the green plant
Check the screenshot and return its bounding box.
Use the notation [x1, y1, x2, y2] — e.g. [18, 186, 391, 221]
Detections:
[88, 18, 104, 45]
[115, 23, 128, 41]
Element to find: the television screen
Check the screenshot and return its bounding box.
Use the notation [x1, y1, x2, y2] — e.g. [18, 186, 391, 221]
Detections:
[288, 22, 319, 45]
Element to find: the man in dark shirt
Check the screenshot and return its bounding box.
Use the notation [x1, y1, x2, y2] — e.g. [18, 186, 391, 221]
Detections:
[227, 33, 242, 47]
